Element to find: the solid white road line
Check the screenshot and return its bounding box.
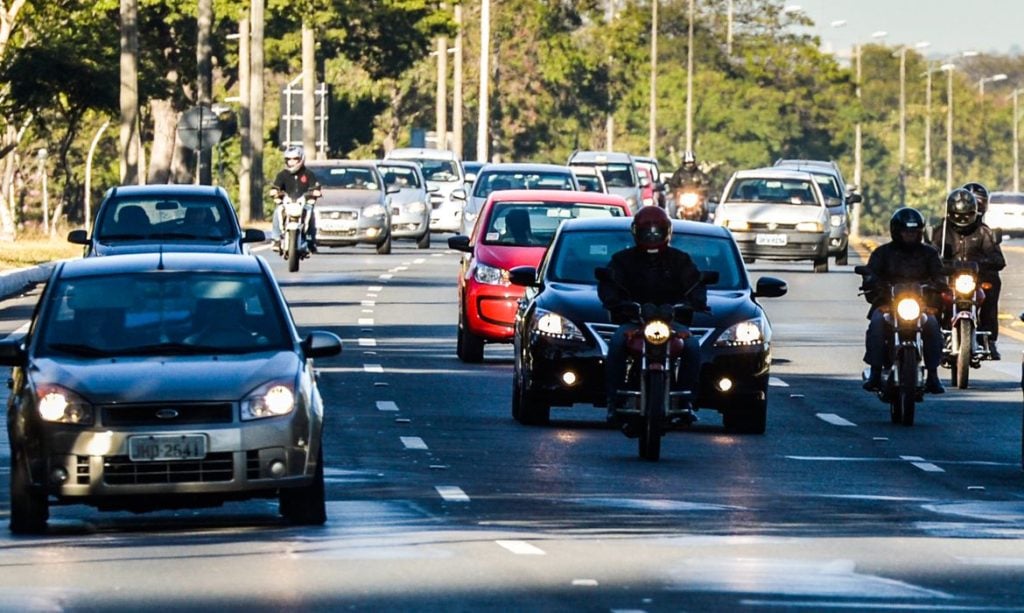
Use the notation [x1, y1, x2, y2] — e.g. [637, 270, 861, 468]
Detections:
[358, 318, 374, 325]
[435, 486, 470, 502]
[358, 338, 377, 347]
[361, 300, 376, 306]
[379, 273, 394, 279]
[401, 436, 428, 450]
[368, 285, 384, 292]
[363, 364, 384, 373]
[817, 413, 857, 427]
[376, 401, 399, 412]
[901, 455, 945, 473]
[495, 540, 546, 556]
[769, 377, 789, 387]
[414, 258, 425, 264]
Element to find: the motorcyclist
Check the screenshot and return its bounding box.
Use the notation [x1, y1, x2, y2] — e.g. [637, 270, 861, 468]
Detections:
[667, 150, 711, 196]
[930, 185, 1006, 359]
[861, 207, 947, 394]
[270, 146, 321, 253]
[598, 206, 707, 424]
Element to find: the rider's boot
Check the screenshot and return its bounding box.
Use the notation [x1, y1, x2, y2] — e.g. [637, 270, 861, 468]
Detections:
[989, 340, 1001, 361]
[925, 368, 945, 394]
[862, 368, 882, 392]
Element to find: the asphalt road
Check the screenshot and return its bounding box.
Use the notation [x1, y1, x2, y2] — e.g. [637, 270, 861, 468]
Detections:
[0, 237, 1022, 611]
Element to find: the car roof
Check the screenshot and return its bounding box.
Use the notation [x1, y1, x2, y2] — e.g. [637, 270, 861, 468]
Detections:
[105, 184, 230, 198]
[568, 151, 634, 164]
[732, 168, 817, 181]
[307, 160, 379, 170]
[375, 159, 421, 170]
[478, 163, 574, 173]
[571, 166, 602, 175]
[486, 189, 628, 207]
[556, 215, 729, 239]
[386, 147, 457, 161]
[56, 252, 266, 280]
[775, 159, 839, 170]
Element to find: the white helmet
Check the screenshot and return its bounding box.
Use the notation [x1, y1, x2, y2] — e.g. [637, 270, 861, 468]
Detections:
[284, 146, 305, 173]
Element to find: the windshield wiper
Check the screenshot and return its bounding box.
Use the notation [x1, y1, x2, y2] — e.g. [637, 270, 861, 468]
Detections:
[120, 342, 253, 356]
[99, 233, 149, 240]
[147, 232, 225, 240]
[46, 343, 116, 357]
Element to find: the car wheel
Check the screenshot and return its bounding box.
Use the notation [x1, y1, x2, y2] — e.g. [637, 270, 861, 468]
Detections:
[742, 257, 755, 265]
[835, 247, 849, 266]
[376, 233, 392, 255]
[723, 396, 767, 434]
[457, 308, 485, 363]
[279, 448, 327, 526]
[517, 374, 550, 426]
[813, 257, 829, 273]
[416, 230, 431, 249]
[9, 453, 48, 535]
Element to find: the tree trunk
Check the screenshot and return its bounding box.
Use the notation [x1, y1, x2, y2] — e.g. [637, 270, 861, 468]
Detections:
[147, 99, 177, 184]
[120, 0, 140, 184]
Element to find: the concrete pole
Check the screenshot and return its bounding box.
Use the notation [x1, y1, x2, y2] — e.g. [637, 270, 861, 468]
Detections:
[649, 0, 657, 158]
[453, 3, 464, 159]
[119, 0, 140, 185]
[302, 21, 316, 157]
[946, 67, 954, 193]
[196, 0, 213, 184]
[685, 0, 694, 151]
[238, 14, 252, 222]
[924, 67, 932, 184]
[250, 0, 266, 220]
[476, 0, 490, 162]
[726, 0, 733, 56]
[898, 47, 906, 206]
[605, 0, 615, 151]
[1014, 89, 1020, 192]
[852, 43, 862, 238]
[435, 27, 448, 150]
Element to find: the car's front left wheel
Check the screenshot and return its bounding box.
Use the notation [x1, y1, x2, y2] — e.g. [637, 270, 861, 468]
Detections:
[9, 453, 48, 534]
[279, 448, 327, 526]
[723, 395, 767, 434]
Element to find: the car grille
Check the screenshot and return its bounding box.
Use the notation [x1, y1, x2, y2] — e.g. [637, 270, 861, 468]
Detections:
[586, 322, 713, 354]
[103, 453, 234, 485]
[748, 221, 798, 231]
[101, 403, 234, 427]
[320, 210, 358, 220]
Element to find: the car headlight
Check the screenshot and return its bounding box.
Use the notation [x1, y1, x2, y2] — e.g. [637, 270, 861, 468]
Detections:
[954, 273, 976, 295]
[796, 221, 824, 232]
[407, 201, 427, 214]
[830, 214, 844, 227]
[896, 297, 921, 321]
[364, 204, 386, 218]
[726, 219, 749, 231]
[35, 384, 94, 425]
[626, 196, 637, 208]
[533, 309, 586, 342]
[241, 381, 296, 420]
[473, 262, 508, 286]
[644, 321, 671, 345]
[680, 192, 700, 207]
[714, 317, 766, 347]
[463, 210, 478, 225]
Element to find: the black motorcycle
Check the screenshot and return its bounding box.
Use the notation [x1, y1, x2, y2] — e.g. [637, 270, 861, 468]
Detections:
[856, 266, 927, 426]
[941, 260, 992, 388]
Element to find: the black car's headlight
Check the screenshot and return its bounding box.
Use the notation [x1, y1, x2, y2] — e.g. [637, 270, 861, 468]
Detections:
[532, 309, 586, 342]
[714, 317, 766, 347]
[36, 384, 94, 425]
[242, 381, 296, 420]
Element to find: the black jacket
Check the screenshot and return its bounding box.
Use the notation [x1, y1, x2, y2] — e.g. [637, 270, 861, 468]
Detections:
[271, 167, 321, 200]
[667, 166, 710, 193]
[929, 218, 1005, 280]
[863, 241, 947, 314]
[598, 246, 707, 324]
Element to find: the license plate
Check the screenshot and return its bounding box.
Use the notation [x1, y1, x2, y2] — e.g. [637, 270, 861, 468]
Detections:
[319, 219, 351, 231]
[755, 233, 787, 246]
[129, 434, 207, 462]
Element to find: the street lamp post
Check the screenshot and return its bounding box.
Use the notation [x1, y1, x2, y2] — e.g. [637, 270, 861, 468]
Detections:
[685, 0, 694, 151]
[1013, 88, 1021, 192]
[942, 63, 955, 192]
[979, 73, 1008, 96]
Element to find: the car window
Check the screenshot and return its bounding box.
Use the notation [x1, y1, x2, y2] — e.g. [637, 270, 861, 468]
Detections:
[481, 202, 624, 247]
[576, 163, 636, 188]
[38, 272, 290, 356]
[473, 171, 576, 198]
[97, 196, 236, 240]
[415, 159, 459, 182]
[726, 178, 819, 206]
[548, 230, 743, 290]
[377, 165, 422, 189]
[575, 175, 604, 192]
[811, 173, 841, 203]
[989, 193, 1024, 205]
[318, 167, 379, 190]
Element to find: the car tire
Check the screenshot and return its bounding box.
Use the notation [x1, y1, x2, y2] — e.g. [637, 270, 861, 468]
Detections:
[813, 257, 829, 273]
[835, 247, 849, 266]
[376, 233, 392, 255]
[742, 257, 755, 265]
[723, 396, 767, 434]
[416, 230, 431, 249]
[457, 309, 485, 363]
[517, 376, 550, 426]
[279, 448, 327, 526]
[9, 452, 48, 535]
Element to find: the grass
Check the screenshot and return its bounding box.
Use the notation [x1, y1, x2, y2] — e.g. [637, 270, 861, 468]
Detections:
[0, 234, 83, 270]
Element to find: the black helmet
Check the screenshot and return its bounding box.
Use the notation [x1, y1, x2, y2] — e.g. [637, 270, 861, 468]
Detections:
[682, 150, 696, 168]
[889, 207, 926, 246]
[961, 182, 989, 215]
[632, 205, 673, 252]
[946, 188, 978, 229]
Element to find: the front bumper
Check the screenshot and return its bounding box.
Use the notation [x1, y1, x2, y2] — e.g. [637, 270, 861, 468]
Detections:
[430, 202, 463, 233]
[317, 211, 389, 246]
[465, 281, 524, 342]
[731, 231, 830, 261]
[391, 209, 430, 238]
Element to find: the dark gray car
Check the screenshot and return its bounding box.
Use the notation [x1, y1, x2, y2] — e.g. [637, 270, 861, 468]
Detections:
[307, 160, 397, 255]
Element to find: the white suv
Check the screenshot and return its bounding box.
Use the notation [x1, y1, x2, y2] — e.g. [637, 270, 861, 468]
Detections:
[385, 148, 467, 233]
[985, 191, 1024, 239]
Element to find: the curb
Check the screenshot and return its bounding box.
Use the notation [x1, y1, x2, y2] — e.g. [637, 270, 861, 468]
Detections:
[0, 263, 54, 301]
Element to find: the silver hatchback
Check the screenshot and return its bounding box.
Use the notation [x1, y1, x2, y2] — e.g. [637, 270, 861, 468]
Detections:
[376, 160, 433, 249]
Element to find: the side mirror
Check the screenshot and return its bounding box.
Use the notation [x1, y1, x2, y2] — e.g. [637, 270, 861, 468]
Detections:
[508, 266, 539, 287]
[753, 276, 788, 298]
[639, 176, 651, 188]
[242, 228, 266, 243]
[846, 193, 863, 205]
[68, 229, 89, 245]
[447, 235, 472, 252]
[386, 185, 401, 195]
[426, 185, 441, 194]
[302, 331, 343, 359]
[451, 188, 468, 201]
[0, 339, 26, 367]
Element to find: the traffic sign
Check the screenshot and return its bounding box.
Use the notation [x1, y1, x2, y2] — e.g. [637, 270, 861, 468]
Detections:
[177, 105, 223, 151]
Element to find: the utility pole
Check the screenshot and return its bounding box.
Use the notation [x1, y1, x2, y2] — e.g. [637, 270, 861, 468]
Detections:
[453, 3, 464, 159]
[946, 65, 954, 193]
[196, 0, 213, 184]
[238, 14, 252, 222]
[852, 43, 862, 238]
[924, 65, 932, 184]
[1013, 88, 1020, 192]
[476, 0, 490, 162]
[649, 0, 657, 158]
[119, 0, 140, 185]
[249, 0, 266, 220]
[898, 46, 906, 206]
[605, 0, 616, 151]
[435, 9, 448, 151]
[685, 0, 694, 151]
[302, 20, 316, 158]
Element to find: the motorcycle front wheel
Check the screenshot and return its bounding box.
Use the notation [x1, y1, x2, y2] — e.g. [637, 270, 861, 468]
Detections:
[954, 318, 973, 389]
[286, 229, 300, 272]
[898, 349, 917, 426]
[639, 370, 666, 461]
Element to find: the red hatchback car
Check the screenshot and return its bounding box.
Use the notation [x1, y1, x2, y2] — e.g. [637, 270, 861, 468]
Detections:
[448, 189, 632, 362]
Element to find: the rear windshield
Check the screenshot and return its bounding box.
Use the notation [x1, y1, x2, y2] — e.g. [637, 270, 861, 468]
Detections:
[97, 195, 237, 240]
[989, 193, 1024, 205]
[473, 171, 576, 198]
[318, 167, 379, 190]
[573, 163, 636, 188]
[378, 165, 422, 189]
[547, 230, 743, 290]
[481, 202, 625, 247]
[415, 159, 460, 182]
[726, 178, 820, 206]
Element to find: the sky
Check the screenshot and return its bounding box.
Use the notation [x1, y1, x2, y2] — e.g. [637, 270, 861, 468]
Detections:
[795, 0, 1024, 59]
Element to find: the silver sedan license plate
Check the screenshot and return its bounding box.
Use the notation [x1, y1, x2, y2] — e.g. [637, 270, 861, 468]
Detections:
[755, 233, 787, 246]
[129, 434, 207, 462]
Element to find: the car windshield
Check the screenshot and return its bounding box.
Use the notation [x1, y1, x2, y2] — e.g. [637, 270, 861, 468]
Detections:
[726, 178, 820, 206]
[38, 271, 291, 357]
[378, 165, 422, 189]
[547, 230, 744, 290]
[473, 171, 576, 198]
[810, 173, 842, 204]
[318, 167, 379, 190]
[481, 202, 625, 247]
[573, 163, 636, 188]
[990, 193, 1024, 205]
[96, 196, 236, 241]
[416, 159, 459, 182]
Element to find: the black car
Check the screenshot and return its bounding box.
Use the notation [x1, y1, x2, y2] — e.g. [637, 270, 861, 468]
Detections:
[0, 253, 342, 533]
[509, 217, 787, 433]
[68, 184, 266, 256]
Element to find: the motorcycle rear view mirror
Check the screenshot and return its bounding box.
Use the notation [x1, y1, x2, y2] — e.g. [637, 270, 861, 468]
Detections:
[853, 265, 871, 276]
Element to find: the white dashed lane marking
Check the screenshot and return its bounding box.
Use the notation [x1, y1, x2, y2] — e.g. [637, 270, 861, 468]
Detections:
[401, 436, 428, 450]
[495, 540, 546, 556]
[376, 401, 399, 412]
[363, 364, 384, 374]
[358, 338, 377, 347]
[361, 300, 376, 306]
[901, 455, 945, 473]
[769, 377, 788, 387]
[413, 258, 425, 264]
[358, 318, 374, 325]
[379, 273, 394, 280]
[368, 285, 384, 292]
[435, 486, 470, 502]
[817, 413, 857, 427]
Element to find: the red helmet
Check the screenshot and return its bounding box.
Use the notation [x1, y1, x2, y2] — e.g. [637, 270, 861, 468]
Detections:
[631, 206, 672, 252]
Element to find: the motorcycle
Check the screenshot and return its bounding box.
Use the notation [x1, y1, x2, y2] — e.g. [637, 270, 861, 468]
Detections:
[672, 187, 709, 222]
[611, 302, 699, 461]
[856, 265, 928, 426]
[275, 194, 315, 272]
[940, 261, 991, 389]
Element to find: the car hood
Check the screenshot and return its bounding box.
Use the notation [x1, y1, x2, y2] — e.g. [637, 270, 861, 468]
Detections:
[319, 191, 384, 208]
[30, 351, 302, 404]
[718, 202, 826, 223]
[607, 186, 638, 202]
[389, 190, 426, 206]
[93, 241, 241, 256]
[474, 243, 548, 270]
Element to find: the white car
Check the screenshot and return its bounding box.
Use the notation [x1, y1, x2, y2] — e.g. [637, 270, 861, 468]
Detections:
[385, 148, 467, 234]
[985, 191, 1024, 239]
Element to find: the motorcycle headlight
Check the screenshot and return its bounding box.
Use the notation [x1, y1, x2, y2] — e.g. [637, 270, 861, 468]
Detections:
[407, 201, 427, 214]
[644, 321, 672, 345]
[715, 317, 766, 347]
[284, 201, 305, 217]
[364, 204, 386, 218]
[241, 381, 296, 420]
[830, 214, 844, 228]
[36, 384, 94, 425]
[473, 262, 508, 286]
[954, 273, 976, 295]
[726, 219, 749, 231]
[796, 221, 823, 232]
[896, 297, 921, 321]
[533, 310, 585, 342]
[680, 192, 700, 207]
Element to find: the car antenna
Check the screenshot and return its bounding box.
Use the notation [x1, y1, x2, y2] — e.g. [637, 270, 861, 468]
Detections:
[157, 244, 165, 270]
